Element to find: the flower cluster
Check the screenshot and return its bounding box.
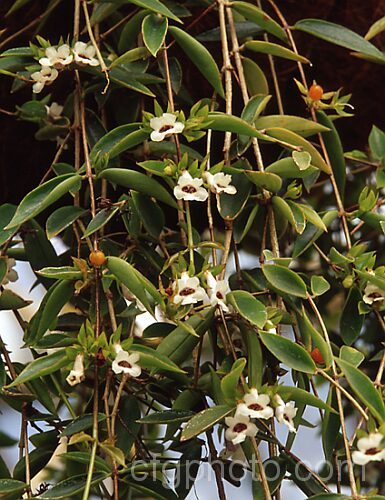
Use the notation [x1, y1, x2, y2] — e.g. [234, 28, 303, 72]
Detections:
[32, 42, 99, 93]
[171, 271, 230, 312]
[173, 170, 237, 202]
[225, 389, 298, 445]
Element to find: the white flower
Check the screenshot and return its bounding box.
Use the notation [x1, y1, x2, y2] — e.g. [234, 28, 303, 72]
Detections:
[275, 395, 297, 433]
[205, 172, 237, 195]
[66, 353, 85, 386]
[39, 44, 73, 68]
[352, 432, 385, 465]
[112, 346, 141, 377]
[73, 41, 99, 67]
[46, 102, 63, 120]
[236, 388, 274, 420]
[225, 414, 257, 445]
[205, 271, 230, 312]
[363, 283, 385, 305]
[173, 272, 208, 306]
[173, 171, 208, 202]
[31, 66, 58, 94]
[1, 258, 18, 285]
[150, 113, 184, 142]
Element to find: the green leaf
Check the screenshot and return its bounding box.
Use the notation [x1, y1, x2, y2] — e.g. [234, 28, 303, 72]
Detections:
[131, 192, 165, 238]
[142, 14, 168, 57]
[296, 307, 332, 369]
[7, 350, 69, 388]
[180, 405, 233, 441]
[242, 58, 269, 96]
[169, 26, 224, 98]
[0, 204, 16, 245]
[221, 358, 246, 404]
[99, 168, 177, 208]
[255, 115, 329, 137]
[244, 328, 264, 389]
[13, 448, 53, 482]
[62, 414, 107, 437]
[0, 479, 27, 497]
[262, 264, 308, 298]
[335, 358, 385, 422]
[37, 266, 83, 280]
[156, 309, 214, 365]
[128, 0, 181, 23]
[107, 256, 158, 314]
[355, 269, 385, 292]
[82, 207, 119, 238]
[5, 174, 82, 229]
[316, 111, 346, 200]
[246, 171, 282, 193]
[227, 291, 267, 328]
[244, 40, 309, 63]
[46, 206, 85, 239]
[259, 332, 316, 374]
[90, 124, 148, 164]
[264, 128, 330, 173]
[109, 46, 149, 68]
[266, 157, 318, 179]
[61, 452, 111, 473]
[339, 287, 364, 346]
[369, 125, 385, 160]
[276, 385, 334, 412]
[295, 18, 384, 60]
[0, 290, 31, 310]
[206, 111, 266, 139]
[298, 203, 327, 231]
[238, 94, 271, 152]
[339, 346, 365, 368]
[28, 280, 74, 345]
[365, 16, 385, 40]
[272, 196, 305, 234]
[37, 473, 108, 499]
[311, 276, 330, 296]
[218, 167, 252, 220]
[231, 2, 287, 41]
[137, 410, 194, 424]
[130, 344, 186, 373]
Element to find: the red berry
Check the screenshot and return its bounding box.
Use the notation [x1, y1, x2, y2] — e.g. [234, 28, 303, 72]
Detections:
[311, 347, 325, 365]
[89, 250, 106, 267]
[308, 84, 324, 101]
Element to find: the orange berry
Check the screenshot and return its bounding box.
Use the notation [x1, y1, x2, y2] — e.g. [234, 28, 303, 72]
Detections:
[311, 347, 325, 365]
[308, 84, 324, 101]
[89, 250, 106, 267]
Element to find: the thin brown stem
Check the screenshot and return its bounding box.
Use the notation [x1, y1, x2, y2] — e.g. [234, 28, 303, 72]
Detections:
[206, 429, 227, 500]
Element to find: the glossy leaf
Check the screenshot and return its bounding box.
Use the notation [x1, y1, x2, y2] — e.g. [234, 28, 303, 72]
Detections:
[256, 115, 329, 137]
[339, 286, 364, 345]
[227, 290, 267, 328]
[244, 40, 309, 63]
[259, 332, 316, 374]
[46, 206, 85, 239]
[180, 405, 233, 441]
[137, 410, 194, 424]
[311, 276, 330, 296]
[336, 358, 385, 422]
[38, 473, 108, 498]
[231, 2, 287, 41]
[295, 18, 385, 60]
[169, 26, 224, 98]
[99, 168, 177, 208]
[82, 207, 119, 238]
[5, 174, 82, 229]
[246, 171, 282, 193]
[221, 358, 246, 404]
[62, 414, 106, 437]
[142, 14, 168, 57]
[130, 344, 186, 373]
[242, 58, 269, 96]
[7, 350, 69, 388]
[128, 0, 181, 23]
[316, 111, 346, 199]
[276, 385, 334, 412]
[266, 157, 319, 179]
[0, 290, 31, 310]
[262, 264, 308, 298]
[0, 479, 27, 496]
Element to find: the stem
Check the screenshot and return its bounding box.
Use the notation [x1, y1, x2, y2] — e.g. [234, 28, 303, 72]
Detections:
[82, 365, 99, 500]
[307, 295, 358, 498]
[51, 374, 77, 419]
[185, 201, 195, 274]
[250, 436, 272, 500]
[206, 429, 227, 500]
